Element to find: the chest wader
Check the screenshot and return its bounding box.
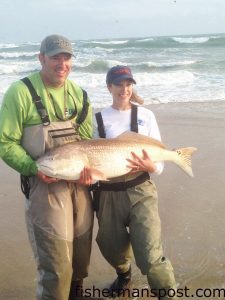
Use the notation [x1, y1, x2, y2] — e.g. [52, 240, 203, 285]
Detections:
[21, 78, 93, 300]
[94, 105, 177, 300]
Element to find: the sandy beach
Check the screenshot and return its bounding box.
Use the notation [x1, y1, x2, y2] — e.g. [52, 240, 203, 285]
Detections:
[1, 101, 225, 300]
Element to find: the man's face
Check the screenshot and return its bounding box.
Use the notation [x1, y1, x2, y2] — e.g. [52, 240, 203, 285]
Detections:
[39, 52, 72, 87]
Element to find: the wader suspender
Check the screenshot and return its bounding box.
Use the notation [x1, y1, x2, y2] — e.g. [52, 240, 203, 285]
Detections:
[95, 111, 106, 138]
[76, 89, 89, 126]
[95, 104, 139, 138]
[21, 77, 50, 126]
[130, 104, 138, 133]
[20, 77, 89, 199]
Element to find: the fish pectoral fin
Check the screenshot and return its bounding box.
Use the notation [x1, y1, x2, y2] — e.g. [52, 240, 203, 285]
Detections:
[90, 168, 108, 181]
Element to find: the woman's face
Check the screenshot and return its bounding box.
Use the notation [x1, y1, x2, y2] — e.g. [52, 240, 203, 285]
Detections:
[108, 79, 133, 107]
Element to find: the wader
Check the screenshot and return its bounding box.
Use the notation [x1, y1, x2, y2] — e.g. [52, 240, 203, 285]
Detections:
[21, 78, 93, 300]
[94, 107, 176, 300]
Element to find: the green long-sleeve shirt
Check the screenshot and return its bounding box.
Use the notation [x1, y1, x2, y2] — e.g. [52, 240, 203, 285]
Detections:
[0, 72, 93, 176]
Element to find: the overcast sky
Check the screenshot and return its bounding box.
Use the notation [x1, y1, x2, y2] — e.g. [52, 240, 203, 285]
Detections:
[0, 0, 224, 43]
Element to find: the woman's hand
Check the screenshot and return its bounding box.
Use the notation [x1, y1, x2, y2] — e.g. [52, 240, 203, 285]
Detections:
[127, 149, 157, 173]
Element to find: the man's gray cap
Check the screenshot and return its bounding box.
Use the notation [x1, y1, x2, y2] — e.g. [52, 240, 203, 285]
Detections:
[40, 34, 73, 57]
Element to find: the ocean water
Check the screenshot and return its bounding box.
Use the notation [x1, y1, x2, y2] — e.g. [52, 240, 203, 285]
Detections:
[0, 33, 225, 108]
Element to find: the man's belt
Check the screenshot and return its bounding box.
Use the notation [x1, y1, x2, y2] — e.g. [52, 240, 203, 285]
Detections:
[91, 172, 150, 192]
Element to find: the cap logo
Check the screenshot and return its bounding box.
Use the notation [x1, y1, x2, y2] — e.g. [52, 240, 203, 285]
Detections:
[106, 65, 135, 84]
[46, 39, 71, 52]
[53, 39, 70, 48]
[112, 68, 131, 75]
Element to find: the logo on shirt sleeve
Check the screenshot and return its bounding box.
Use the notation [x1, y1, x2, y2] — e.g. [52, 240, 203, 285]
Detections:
[137, 119, 145, 126]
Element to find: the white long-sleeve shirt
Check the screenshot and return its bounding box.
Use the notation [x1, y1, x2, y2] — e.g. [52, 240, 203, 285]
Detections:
[93, 105, 164, 175]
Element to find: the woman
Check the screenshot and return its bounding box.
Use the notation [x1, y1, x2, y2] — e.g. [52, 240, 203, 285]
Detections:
[92, 65, 177, 299]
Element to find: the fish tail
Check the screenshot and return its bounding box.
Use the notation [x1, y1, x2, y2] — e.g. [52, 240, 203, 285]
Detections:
[175, 147, 197, 177]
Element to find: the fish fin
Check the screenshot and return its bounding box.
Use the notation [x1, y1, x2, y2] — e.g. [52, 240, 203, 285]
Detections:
[116, 131, 166, 149]
[175, 147, 197, 177]
[90, 168, 108, 181]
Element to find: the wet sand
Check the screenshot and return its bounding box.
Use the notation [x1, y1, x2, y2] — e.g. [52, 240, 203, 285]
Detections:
[1, 101, 225, 299]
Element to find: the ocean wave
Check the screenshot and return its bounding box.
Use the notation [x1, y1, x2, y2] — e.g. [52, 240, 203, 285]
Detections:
[0, 43, 19, 49]
[0, 62, 40, 75]
[94, 47, 115, 53]
[136, 38, 154, 43]
[0, 51, 38, 59]
[136, 60, 198, 70]
[82, 38, 161, 49]
[135, 70, 196, 86]
[0, 55, 223, 76]
[73, 58, 199, 73]
[172, 37, 210, 44]
[25, 42, 40, 46]
[172, 35, 225, 46]
[85, 35, 225, 49]
[73, 59, 123, 72]
[1, 33, 225, 107]
[1, 69, 225, 107]
[90, 40, 129, 45]
[150, 60, 197, 67]
[1, 35, 224, 56]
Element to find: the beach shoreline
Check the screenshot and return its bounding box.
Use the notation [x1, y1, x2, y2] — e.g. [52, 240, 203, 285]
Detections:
[1, 101, 225, 299]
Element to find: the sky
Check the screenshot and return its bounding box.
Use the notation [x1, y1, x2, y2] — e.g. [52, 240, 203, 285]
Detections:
[0, 0, 225, 43]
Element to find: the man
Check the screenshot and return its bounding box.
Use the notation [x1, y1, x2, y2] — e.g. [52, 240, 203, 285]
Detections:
[0, 34, 93, 300]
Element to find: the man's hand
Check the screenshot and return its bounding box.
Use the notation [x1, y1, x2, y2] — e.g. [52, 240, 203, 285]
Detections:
[127, 149, 157, 173]
[37, 171, 59, 183]
[37, 167, 94, 185]
[66, 167, 93, 185]
[76, 167, 93, 185]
